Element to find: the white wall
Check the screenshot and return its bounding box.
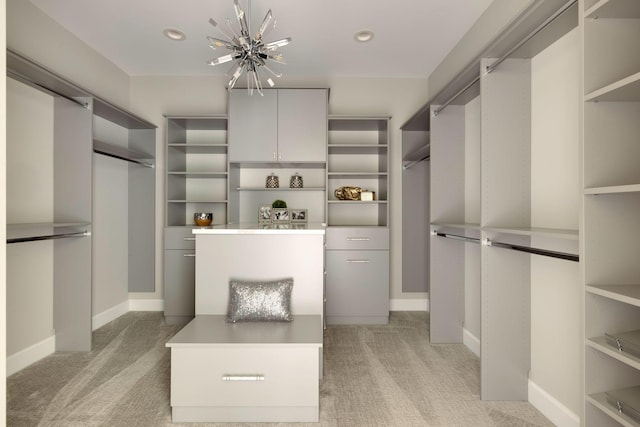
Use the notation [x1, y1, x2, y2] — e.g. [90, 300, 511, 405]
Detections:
[530, 28, 581, 417]
[129, 75, 430, 303]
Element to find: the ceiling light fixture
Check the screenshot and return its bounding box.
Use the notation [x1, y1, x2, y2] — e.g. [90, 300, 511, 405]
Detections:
[207, 0, 291, 96]
[163, 28, 186, 41]
[354, 30, 375, 43]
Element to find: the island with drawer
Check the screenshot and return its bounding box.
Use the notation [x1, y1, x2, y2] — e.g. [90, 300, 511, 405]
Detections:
[166, 223, 325, 423]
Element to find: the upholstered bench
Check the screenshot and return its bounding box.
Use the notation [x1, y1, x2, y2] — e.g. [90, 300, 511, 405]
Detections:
[166, 314, 322, 423]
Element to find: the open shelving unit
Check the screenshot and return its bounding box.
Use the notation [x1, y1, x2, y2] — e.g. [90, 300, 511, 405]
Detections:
[582, 0, 640, 424]
[327, 116, 389, 227]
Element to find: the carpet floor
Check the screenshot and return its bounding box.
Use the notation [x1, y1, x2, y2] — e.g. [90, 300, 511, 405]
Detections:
[7, 311, 553, 426]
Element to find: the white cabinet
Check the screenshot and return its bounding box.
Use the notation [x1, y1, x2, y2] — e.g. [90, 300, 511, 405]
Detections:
[228, 89, 327, 163]
[166, 315, 322, 423]
[325, 227, 389, 325]
[582, 1, 640, 425]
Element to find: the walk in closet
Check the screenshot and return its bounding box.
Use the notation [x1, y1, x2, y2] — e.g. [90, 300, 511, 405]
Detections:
[582, 0, 640, 425]
[426, 0, 581, 413]
[6, 50, 156, 359]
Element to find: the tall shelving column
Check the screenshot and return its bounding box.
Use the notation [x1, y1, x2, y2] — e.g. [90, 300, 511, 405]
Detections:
[164, 115, 228, 322]
[582, 0, 640, 425]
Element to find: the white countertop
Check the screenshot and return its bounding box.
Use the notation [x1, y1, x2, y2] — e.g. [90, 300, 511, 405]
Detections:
[192, 222, 326, 235]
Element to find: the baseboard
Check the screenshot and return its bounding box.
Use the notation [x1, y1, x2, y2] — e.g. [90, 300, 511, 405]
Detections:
[92, 300, 129, 331]
[389, 298, 428, 311]
[128, 299, 164, 312]
[6, 335, 56, 377]
[528, 380, 580, 427]
[463, 328, 480, 357]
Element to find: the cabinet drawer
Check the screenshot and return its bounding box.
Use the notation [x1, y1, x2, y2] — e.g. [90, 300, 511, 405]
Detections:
[326, 227, 389, 250]
[171, 346, 319, 407]
[325, 249, 389, 318]
[165, 227, 196, 249]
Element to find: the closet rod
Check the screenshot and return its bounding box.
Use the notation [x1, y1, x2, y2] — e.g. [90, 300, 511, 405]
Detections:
[93, 148, 154, 168]
[484, 238, 578, 262]
[432, 0, 576, 117]
[485, 0, 577, 74]
[7, 230, 90, 244]
[403, 154, 430, 170]
[432, 231, 481, 244]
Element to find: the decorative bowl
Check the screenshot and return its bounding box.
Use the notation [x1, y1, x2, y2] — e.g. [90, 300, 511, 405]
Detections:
[194, 212, 213, 226]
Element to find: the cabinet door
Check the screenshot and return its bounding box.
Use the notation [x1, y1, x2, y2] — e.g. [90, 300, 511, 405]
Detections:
[278, 89, 327, 162]
[325, 249, 389, 323]
[164, 249, 196, 318]
[228, 89, 278, 162]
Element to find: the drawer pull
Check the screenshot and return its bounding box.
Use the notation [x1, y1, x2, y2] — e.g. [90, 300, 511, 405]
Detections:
[222, 374, 265, 381]
[346, 237, 370, 241]
[183, 253, 196, 257]
[346, 259, 370, 263]
[183, 237, 196, 241]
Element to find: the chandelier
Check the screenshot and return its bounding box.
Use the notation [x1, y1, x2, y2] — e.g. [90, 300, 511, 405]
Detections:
[207, 0, 291, 95]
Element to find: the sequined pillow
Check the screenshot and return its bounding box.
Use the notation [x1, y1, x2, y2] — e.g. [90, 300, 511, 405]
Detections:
[226, 278, 294, 322]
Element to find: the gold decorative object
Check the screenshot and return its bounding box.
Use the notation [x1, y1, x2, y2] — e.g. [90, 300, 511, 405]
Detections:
[335, 186, 363, 201]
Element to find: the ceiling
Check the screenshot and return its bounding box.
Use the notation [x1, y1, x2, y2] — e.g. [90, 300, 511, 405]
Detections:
[30, 0, 494, 79]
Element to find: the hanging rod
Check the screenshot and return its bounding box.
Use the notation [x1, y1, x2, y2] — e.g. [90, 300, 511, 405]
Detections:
[403, 154, 430, 170]
[485, 0, 577, 75]
[93, 148, 154, 168]
[431, 231, 481, 244]
[7, 230, 90, 244]
[484, 238, 578, 262]
[432, 0, 576, 117]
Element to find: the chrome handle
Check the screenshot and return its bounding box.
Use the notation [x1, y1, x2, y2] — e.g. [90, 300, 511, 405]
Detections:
[183, 253, 196, 257]
[183, 237, 196, 241]
[346, 259, 370, 263]
[222, 374, 264, 381]
[273, 152, 277, 160]
[347, 237, 370, 241]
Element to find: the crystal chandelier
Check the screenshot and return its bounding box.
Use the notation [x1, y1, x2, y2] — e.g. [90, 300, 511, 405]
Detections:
[207, 0, 291, 95]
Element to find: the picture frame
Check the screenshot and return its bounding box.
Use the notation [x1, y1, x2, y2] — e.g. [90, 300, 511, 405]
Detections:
[258, 205, 272, 223]
[290, 208, 308, 223]
[272, 208, 290, 224]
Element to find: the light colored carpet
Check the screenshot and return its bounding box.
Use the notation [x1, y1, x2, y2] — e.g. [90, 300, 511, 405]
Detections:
[7, 311, 553, 426]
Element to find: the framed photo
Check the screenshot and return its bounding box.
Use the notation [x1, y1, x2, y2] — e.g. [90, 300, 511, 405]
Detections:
[291, 208, 308, 223]
[258, 205, 272, 223]
[272, 208, 290, 224]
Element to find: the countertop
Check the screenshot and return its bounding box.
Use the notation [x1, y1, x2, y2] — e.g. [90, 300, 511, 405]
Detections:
[192, 222, 326, 235]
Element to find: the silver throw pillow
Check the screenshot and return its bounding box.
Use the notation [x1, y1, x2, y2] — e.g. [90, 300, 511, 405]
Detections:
[227, 278, 294, 322]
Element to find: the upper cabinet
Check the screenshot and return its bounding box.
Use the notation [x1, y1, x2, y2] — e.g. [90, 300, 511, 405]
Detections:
[228, 88, 327, 163]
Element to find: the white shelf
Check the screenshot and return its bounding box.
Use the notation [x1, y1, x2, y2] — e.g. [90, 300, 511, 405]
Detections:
[482, 226, 579, 240]
[588, 336, 640, 371]
[168, 143, 228, 154]
[236, 187, 325, 191]
[586, 0, 640, 19]
[585, 72, 640, 102]
[327, 200, 387, 204]
[585, 184, 640, 195]
[168, 171, 228, 179]
[586, 285, 640, 307]
[431, 222, 481, 231]
[587, 392, 640, 427]
[168, 200, 228, 204]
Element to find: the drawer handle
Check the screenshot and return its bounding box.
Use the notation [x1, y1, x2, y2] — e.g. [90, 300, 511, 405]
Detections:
[222, 374, 265, 381]
[347, 237, 370, 241]
[183, 253, 196, 257]
[346, 259, 370, 263]
[183, 237, 196, 241]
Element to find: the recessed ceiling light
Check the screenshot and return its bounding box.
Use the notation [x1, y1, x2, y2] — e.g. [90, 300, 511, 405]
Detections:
[354, 30, 375, 43]
[163, 28, 186, 41]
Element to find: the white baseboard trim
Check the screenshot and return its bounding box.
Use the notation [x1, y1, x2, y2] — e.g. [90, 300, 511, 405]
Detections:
[528, 380, 580, 427]
[463, 328, 480, 357]
[390, 298, 428, 311]
[7, 335, 56, 377]
[92, 300, 129, 331]
[129, 299, 164, 312]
